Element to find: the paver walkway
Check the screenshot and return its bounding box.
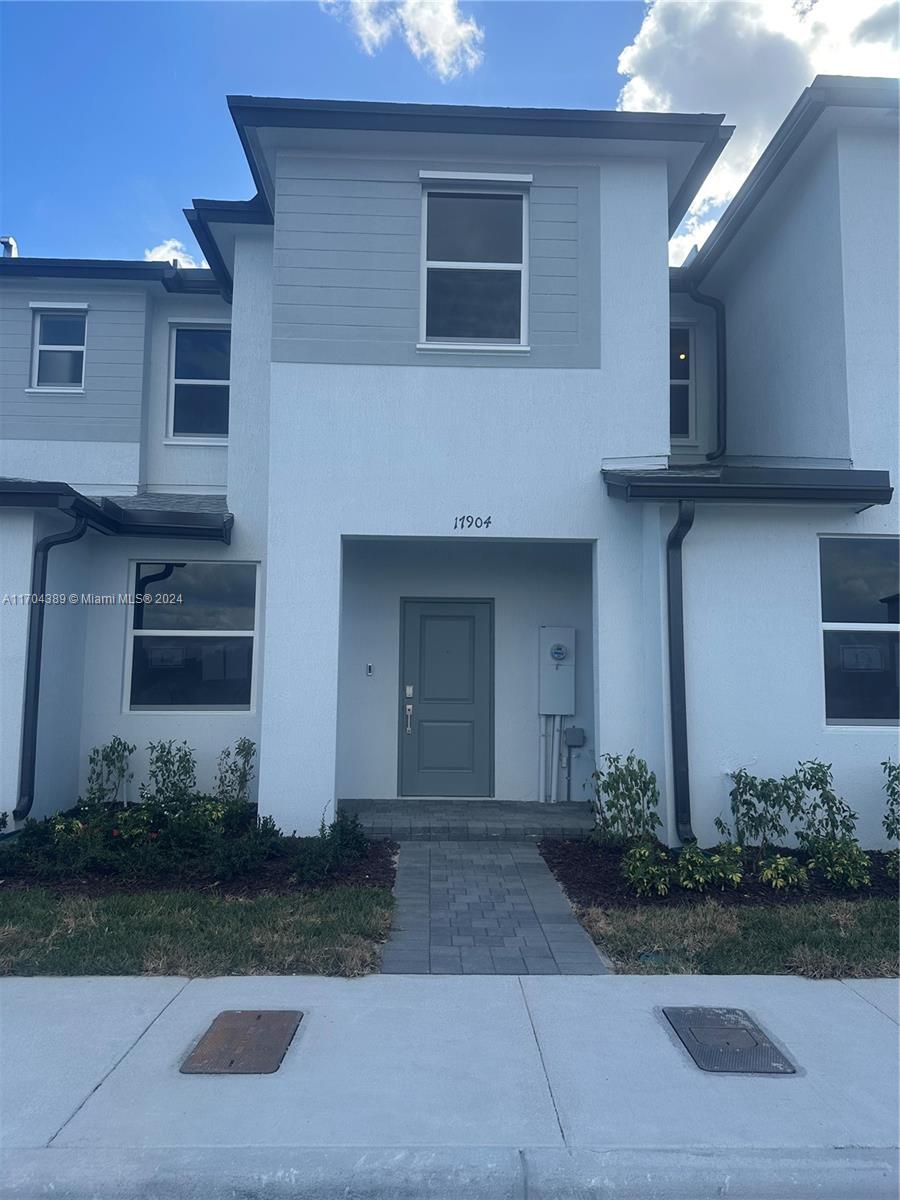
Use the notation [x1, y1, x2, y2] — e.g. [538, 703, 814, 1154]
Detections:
[381, 840, 609, 975]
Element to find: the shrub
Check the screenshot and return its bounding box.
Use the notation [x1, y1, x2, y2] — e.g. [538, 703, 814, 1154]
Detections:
[791, 759, 860, 846]
[805, 836, 871, 890]
[215, 737, 257, 805]
[84, 737, 136, 805]
[591, 752, 662, 844]
[758, 853, 809, 891]
[882, 758, 900, 843]
[291, 813, 369, 887]
[140, 740, 197, 806]
[621, 842, 675, 897]
[717, 768, 798, 853]
[885, 850, 900, 880]
[676, 843, 744, 892]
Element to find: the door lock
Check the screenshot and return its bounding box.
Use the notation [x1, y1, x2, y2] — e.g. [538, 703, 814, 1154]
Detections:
[404, 703, 413, 735]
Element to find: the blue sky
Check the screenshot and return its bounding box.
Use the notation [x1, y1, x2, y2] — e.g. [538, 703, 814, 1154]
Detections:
[0, 1, 643, 262]
[2, 1, 896, 265]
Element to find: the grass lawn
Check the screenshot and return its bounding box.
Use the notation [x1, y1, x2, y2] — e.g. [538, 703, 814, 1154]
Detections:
[580, 897, 899, 978]
[0, 886, 394, 977]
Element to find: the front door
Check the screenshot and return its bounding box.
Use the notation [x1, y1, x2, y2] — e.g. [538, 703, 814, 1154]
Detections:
[399, 599, 493, 797]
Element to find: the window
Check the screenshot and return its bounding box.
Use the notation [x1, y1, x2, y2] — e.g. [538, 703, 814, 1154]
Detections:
[669, 326, 693, 440]
[819, 537, 899, 724]
[31, 310, 86, 388]
[128, 561, 257, 711]
[421, 190, 527, 346]
[169, 326, 231, 439]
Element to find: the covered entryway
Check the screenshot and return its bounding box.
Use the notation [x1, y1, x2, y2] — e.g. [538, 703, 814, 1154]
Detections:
[399, 599, 493, 796]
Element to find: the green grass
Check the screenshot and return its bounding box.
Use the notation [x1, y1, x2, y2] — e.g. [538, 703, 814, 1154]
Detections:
[0, 886, 394, 977]
[580, 897, 899, 978]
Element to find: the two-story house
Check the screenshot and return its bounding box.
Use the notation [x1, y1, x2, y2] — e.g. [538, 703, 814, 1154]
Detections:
[1, 74, 896, 844]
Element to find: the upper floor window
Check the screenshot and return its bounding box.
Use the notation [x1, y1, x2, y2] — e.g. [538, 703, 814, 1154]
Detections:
[421, 190, 527, 347]
[819, 536, 899, 725]
[669, 326, 693, 441]
[169, 325, 231, 440]
[31, 310, 86, 389]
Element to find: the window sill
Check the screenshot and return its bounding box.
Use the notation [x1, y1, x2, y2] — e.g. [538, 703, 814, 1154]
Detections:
[416, 343, 531, 354]
[25, 387, 85, 395]
[164, 437, 229, 447]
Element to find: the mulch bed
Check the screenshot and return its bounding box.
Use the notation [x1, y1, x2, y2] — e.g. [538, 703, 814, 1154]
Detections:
[539, 838, 898, 909]
[0, 839, 397, 899]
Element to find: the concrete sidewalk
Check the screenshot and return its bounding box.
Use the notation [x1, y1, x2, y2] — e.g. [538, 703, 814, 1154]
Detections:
[1, 974, 897, 1198]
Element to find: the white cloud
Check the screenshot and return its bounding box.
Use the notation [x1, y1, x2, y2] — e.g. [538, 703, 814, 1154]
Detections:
[617, 0, 900, 264]
[143, 238, 207, 269]
[322, 0, 484, 80]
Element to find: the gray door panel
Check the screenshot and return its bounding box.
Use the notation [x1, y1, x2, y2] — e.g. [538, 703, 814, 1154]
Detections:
[399, 600, 493, 796]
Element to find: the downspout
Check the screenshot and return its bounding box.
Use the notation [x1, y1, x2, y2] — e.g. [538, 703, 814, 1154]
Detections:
[688, 282, 727, 461]
[14, 513, 88, 821]
[666, 499, 696, 843]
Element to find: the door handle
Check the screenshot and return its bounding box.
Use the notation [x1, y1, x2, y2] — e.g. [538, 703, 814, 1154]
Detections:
[404, 703, 413, 735]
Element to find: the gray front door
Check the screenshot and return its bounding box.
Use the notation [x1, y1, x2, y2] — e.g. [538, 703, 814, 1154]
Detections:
[399, 599, 493, 797]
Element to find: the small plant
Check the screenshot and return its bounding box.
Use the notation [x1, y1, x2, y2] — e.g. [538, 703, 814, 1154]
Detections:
[805, 836, 871, 890]
[84, 736, 136, 805]
[140, 740, 197, 807]
[621, 842, 675, 897]
[591, 752, 662, 844]
[719, 768, 798, 854]
[758, 853, 809, 891]
[676, 843, 744, 892]
[291, 812, 369, 887]
[792, 759, 859, 846]
[215, 737, 257, 804]
[882, 758, 900, 843]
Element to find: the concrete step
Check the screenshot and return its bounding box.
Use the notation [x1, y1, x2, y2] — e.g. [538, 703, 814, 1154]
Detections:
[338, 798, 595, 841]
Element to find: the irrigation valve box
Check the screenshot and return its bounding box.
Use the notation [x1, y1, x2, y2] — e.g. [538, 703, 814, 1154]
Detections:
[539, 626, 575, 715]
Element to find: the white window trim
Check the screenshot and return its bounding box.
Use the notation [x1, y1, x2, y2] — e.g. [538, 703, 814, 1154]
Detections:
[166, 322, 231, 444]
[669, 323, 696, 445]
[30, 308, 87, 391]
[419, 170, 533, 183]
[419, 186, 530, 351]
[817, 534, 900, 728]
[123, 560, 260, 715]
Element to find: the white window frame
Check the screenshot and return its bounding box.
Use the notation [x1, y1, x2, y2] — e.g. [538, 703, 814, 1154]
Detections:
[123, 559, 259, 715]
[29, 305, 88, 392]
[669, 323, 696, 445]
[417, 185, 530, 352]
[818, 534, 900, 728]
[166, 321, 231, 445]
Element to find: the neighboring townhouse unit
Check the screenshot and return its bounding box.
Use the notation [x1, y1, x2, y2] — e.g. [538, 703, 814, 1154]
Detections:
[0, 74, 897, 844]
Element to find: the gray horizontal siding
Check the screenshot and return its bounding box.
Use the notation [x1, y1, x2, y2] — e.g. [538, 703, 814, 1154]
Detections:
[0, 281, 146, 442]
[272, 155, 599, 368]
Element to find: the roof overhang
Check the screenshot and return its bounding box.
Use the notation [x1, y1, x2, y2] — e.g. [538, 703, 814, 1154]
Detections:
[0, 258, 221, 295]
[227, 95, 733, 237]
[676, 75, 899, 288]
[0, 480, 233, 543]
[602, 465, 893, 513]
[183, 194, 272, 303]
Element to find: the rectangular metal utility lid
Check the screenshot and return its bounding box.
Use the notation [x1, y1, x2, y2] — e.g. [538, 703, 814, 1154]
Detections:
[181, 1010, 302, 1074]
[663, 1007, 796, 1074]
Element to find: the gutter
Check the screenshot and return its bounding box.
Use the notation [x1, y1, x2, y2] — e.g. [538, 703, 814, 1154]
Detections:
[15, 513, 88, 821]
[665, 501, 696, 843]
[687, 282, 727, 460]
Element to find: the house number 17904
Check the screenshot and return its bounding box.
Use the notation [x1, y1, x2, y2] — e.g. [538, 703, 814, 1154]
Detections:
[453, 515, 492, 530]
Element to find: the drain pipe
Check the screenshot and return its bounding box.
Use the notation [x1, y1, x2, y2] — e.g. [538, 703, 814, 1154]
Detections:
[688, 282, 727, 461]
[14, 513, 88, 821]
[666, 499, 696, 843]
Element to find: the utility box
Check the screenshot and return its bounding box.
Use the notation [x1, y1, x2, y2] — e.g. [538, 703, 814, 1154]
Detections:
[539, 626, 575, 715]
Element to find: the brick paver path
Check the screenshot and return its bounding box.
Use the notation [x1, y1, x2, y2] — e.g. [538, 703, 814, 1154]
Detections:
[381, 841, 610, 975]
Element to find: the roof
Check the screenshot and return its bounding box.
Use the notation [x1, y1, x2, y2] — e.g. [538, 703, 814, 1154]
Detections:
[673, 75, 899, 290]
[227, 94, 733, 237]
[0, 479, 233, 543]
[0, 257, 221, 294]
[183, 194, 272, 303]
[602, 464, 893, 512]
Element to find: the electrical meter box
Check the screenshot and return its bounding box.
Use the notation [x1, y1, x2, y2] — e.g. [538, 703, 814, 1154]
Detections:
[539, 626, 575, 715]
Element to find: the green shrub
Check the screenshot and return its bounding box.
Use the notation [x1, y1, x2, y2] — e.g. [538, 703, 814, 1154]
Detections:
[291, 813, 369, 887]
[791, 759, 860, 845]
[140, 740, 197, 806]
[718, 768, 797, 853]
[805, 836, 871, 890]
[676, 843, 744, 892]
[620, 842, 675, 897]
[885, 849, 900, 880]
[758, 853, 809, 891]
[591, 752, 662, 844]
[84, 736, 136, 805]
[215, 737, 257, 804]
[882, 758, 900, 843]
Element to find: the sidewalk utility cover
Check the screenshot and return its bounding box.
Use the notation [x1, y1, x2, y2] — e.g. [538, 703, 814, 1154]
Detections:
[663, 1007, 796, 1074]
[181, 1010, 302, 1074]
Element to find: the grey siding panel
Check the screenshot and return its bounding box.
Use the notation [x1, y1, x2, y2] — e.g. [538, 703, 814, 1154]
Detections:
[0, 281, 147, 442]
[272, 154, 598, 368]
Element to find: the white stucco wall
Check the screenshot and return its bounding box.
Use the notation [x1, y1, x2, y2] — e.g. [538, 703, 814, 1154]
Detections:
[0, 440, 141, 495]
[337, 538, 595, 803]
[0, 511, 36, 821]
